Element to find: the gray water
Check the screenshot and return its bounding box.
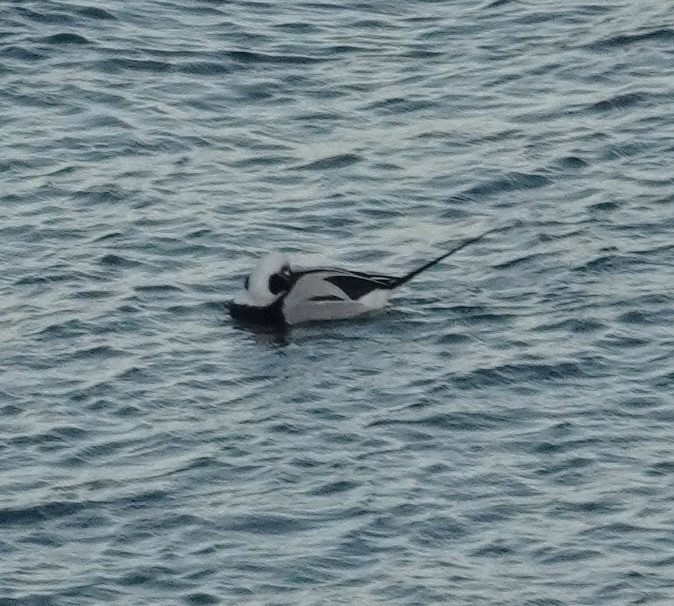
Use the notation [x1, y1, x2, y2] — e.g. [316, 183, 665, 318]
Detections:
[2, 1, 674, 604]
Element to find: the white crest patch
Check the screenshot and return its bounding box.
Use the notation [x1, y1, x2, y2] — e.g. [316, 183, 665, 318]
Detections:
[233, 252, 290, 307]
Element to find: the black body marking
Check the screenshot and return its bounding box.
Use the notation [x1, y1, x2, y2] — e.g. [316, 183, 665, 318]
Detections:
[268, 273, 289, 295]
[308, 294, 345, 302]
[229, 298, 285, 326]
[324, 274, 391, 300]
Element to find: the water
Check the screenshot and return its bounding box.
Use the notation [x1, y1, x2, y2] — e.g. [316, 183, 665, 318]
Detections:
[2, 0, 674, 604]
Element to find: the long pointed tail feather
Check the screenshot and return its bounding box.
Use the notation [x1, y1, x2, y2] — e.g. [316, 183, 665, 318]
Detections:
[392, 226, 501, 288]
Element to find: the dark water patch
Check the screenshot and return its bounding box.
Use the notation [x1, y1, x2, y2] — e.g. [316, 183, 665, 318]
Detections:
[435, 332, 471, 345]
[600, 141, 645, 161]
[15, 272, 74, 286]
[118, 565, 182, 589]
[0, 500, 88, 527]
[493, 252, 547, 270]
[274, 21, 321, 34]
[463, 172, 550, 198]
[590, 92, 648, 113]
[589, 200, 621, 213]
[518, 10, 573, 26]
[269, 421, 301, 435]
[11, 425, 89, 448]
[466, 502, 518, 525]
[1, 45, 47, 61]
[42, 33, 91, 45]
[43, 164, 78, 177]
[15, 6, 77, 25]
[68, 440, 138, 468]
[399, 47, 444, 60]
[360, 206, 403, 220]
[35, 319, 89, 338]
[370, 161, 401, 171]
[97, 58, 173, 74]
[443, 194, 476, 209]
[536, 456, 595, 480]
[91, 232, 125, 243]
[534, 318, 605, 334]
[57, 582, 123, 605]
[411, 515, 467, 545]
[166, 302, 218, 315]
[573, 253, 647, 274]
[531, 226, 584, 244]
[448, 308, 514, 327]
[599, 334, 649, 350]
[0, 403, 22, 416]
[309, 480, 358, 496]
[453, 360, 596, 390]
[618, 308, 674, 326]
[69, 345, 124, 360]
[471, 541, 514, 557]
[221, 513, 311, 535]
[15, 531, 61, 548]
[351, 17, 392, 29]
[484, 0, 516, 8]
[71, 289, 116, 300]
[646, 461, 674, 477]
[620, 396, 665, 410]
[186, 228, 213, 239]
[616, 292, 673, 307]
[184, 593, 220, 605]
[297, 153, 362, 171]
[86, 114, 131, 129]
[116, 489, 171, 510]
[472, 128, 521, 144]
[170, 456, 223, 475]
[231, 154, 294, 169]
[325, 44, 370, 55]
[99, 254, 142, 268]
[0, 158, 42, 174]
[540, 547, 601, 564]
[77, 6, 116, 20]
[73, 184, 128, 204]
[364, 96, 436, 114]
[123, 135, 191, 155]
[224, 49, 323, 65]
[556, 155, 588, 170]
[368, 410, 508, 432]
[134, 284, 183, 294]
[580, 521, 653, 539]
[115, 365, 152, 383]
[178, 61, 232, 75]
[586, 28, 674, 51]
[552, 498, 619, 515]
[117, 302, 143, 315]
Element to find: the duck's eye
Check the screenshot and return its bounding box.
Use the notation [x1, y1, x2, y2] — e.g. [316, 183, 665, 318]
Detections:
[268, 273, 289, 295]
[244, 275, 250, 290]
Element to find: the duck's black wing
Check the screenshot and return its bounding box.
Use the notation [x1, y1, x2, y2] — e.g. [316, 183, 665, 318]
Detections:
[291, 268, 398, 301]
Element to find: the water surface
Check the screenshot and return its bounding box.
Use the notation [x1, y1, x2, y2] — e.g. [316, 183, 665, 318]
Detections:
[2, 1, 674, 604]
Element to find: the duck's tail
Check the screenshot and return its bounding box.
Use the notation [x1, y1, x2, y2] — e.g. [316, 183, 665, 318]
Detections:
[392, 226, 501, 288]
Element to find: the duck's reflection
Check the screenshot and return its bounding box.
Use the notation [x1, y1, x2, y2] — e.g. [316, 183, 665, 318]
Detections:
[231, 317, 291, 347]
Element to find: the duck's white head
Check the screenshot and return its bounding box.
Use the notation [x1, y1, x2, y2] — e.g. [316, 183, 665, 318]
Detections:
[233, 252, 293, 308]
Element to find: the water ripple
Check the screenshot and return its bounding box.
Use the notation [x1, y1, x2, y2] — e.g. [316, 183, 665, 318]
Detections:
[2, 0, 674, 604]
